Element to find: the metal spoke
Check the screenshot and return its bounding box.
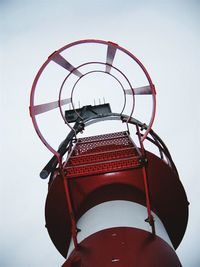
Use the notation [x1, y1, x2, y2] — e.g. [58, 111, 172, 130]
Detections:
[31, 98, 71, 115]
[125, 85, 152, 95]
[105, 44, 117, 73]
[52, 54, 83, 77]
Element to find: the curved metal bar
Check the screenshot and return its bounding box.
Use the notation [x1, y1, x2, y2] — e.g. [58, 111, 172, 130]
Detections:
[105, 42, 117, 73]
[83, 113, 176, 174]
[56, 39, 155, 141]
[54, 39, 156, 140]
[30, 39, 156, 157]
[39, 111, 176, 179]
[58, 61, 134, 124]
[149, 130, 178, 175]
[29, 58, 61, 158]
[147, 135, 164, 160]
[32, 98, 71, 116]
[70, 70, 127, 121]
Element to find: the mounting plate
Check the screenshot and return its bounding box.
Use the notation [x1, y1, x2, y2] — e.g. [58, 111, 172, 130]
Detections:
[65, 103, 112, 123]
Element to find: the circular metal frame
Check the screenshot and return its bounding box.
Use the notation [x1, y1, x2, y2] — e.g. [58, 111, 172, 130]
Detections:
[58, 61, 135, 124]
[30, 39, 156, 156]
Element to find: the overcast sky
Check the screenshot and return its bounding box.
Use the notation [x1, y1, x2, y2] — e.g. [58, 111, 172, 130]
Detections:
[1, 1, 200, 266]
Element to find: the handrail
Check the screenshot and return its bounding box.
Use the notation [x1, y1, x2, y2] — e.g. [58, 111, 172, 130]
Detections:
[30, 40, 156, 159]
[84, 113, 178, 174]
[41, 112, 177, 179]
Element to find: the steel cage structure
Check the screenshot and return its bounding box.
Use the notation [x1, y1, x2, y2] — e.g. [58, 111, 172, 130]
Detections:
[29, 39, 156, 160]
[29, 40, 188, 267]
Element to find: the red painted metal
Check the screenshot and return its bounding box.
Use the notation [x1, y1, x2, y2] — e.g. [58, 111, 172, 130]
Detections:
[69, 69, 128, 119]
[72, 133, 133, 155]
[65, 157, 141, 178]
[29, 40, 188, 267]
[68, 147, 138, 166]
[30, 39, 156, 156]
[105, 42, 118, 73]
[61, 167, 78, 249]
[136, 123, 155, 234]
[62, 227, 182, 267]
[142, 166, 155, 234]
[52, 53, 83, 77]
[125, 85, 152, 95]
[45, 135, 188, 258]
[64, 131, 141, 177]
[59, 62, 133, 123]
[31, 98, 71, 115]
[73, 131, 126, 142]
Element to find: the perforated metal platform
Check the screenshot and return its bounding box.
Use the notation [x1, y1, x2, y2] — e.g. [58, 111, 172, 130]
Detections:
[64, 131, 142, 177]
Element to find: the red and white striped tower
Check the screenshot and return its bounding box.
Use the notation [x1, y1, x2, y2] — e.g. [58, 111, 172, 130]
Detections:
[29, 40, 189, 267]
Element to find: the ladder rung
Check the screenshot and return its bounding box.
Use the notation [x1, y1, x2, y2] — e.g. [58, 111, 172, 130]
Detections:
[65, 156, 141, 177]
[68, 147, 138, 166]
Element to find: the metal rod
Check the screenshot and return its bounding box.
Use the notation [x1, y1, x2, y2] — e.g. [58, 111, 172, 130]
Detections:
[105, 43, 117, 73]
[40, 120, 84, 179]
[61, 168, 78, 249]
[31, 98, 71, 115]
[52, 53, 83, 77]
[136, 123, 155, 234]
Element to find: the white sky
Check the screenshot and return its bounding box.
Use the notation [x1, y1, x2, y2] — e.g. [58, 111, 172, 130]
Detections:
[1, 1, 200, 266]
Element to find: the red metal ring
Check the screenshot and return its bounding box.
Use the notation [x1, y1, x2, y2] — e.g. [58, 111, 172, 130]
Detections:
[30, 39, 156, 155]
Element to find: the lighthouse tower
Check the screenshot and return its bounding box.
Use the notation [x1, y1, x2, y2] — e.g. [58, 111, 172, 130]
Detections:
[29, 40, 188, 267]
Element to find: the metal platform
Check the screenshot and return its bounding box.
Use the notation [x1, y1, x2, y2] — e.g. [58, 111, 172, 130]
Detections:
[64, 131, 141, 177]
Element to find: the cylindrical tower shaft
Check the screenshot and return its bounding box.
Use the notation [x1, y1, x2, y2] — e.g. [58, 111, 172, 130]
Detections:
[29, 39, 189, 267]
